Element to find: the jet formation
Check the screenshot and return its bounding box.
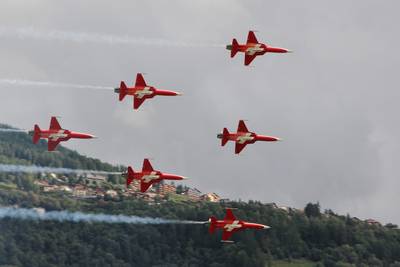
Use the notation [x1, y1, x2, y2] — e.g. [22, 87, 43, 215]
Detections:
[218, 120, 280, 154]
[20, 30, 290, 243]
[208, 208, 270, 243]
[29, 116, 96, 151]
[227, 30, 291, 66]
[115, 73, 182, 110]
[125, 159, 187, 193]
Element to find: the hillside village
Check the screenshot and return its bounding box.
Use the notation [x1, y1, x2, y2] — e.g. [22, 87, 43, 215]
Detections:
[32, 172, 225, 204]
[29, 172, 390, 228]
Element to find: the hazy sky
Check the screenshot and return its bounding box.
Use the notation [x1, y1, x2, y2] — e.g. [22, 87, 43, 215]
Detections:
[0, 1, 399, 224]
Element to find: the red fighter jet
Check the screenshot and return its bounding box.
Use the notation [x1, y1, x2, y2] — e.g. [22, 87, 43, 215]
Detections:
[29, 117, 96, 151]
[125, 159, 187, 193]
[217, 120, 280, 154]
[208, 208, 270, 243]
[114, 73, 182, 109]
[226, 31, 292, 66]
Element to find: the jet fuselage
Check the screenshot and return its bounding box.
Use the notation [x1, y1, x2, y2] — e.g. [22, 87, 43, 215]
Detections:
[31, 129, 94, 142]
[130, 170, 185, 183]
[217, 132, 280, 145]
[226, 43, 289, 56]
[114, 85, 179, 100]
[213, 219, 269, 232]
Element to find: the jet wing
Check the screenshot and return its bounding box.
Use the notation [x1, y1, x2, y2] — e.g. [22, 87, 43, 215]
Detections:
[140, 180, 154, 193]
[47, 140, 61, 151]
[135, 73, 147, 87]
[235, 142, 247, 154]
[237, 120, 249, 133]
[221, 230, 236, 242]
[244, 54, 257, 66]
[247, 31, 259, 44]
[142, 159, 154, 172]
[224, 208, 236, 221]
[134, 97, 146, 109]
[49, 117, 62, 130]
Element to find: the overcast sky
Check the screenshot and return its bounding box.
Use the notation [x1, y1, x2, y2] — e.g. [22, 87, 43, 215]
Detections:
[0, 0, 399, 224]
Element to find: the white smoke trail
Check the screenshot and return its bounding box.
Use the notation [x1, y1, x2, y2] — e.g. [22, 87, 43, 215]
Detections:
[0, 128, 27, 133]
[0, 164, 122, 176]
[0, 26, 225, 48]
[0, 207, 206, 224]
[0, 79, 113, 91]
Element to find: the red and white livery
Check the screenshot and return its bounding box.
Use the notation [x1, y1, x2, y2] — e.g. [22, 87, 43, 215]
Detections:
[115, 73, 182, 110]
[217, 120, 280, 154]
[208, 208, 270, 243]
[125, 159, 187, 193]
[30, 116, 96, 151]
[226, 31, 292, 66]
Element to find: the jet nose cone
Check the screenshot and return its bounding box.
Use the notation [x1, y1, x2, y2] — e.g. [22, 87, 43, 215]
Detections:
[275, 137, 282, 141]
[263, 225, 271, 229]
[82, 133, 97, 139]
[176, 92, 183, 96]
[180, 176, 189, 180]
[286, 49, 293, 53]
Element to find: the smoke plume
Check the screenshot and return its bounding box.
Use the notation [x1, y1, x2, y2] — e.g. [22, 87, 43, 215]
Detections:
[0, 79, 113, 91]
[0, 26, 224, 48]
[0, 128, 27, 133]
[0, 163, 122, 175]
[0, 207, 206, 224]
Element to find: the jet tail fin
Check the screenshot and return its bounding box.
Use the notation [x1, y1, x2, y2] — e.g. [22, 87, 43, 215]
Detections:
[33, 124, 41, 144]
[230, 39, 239, 58]
[119, 81, 128, 101]
[221, 128, 229, 146]
[126, 166, 135, 187]
[208, 216, 217, 234]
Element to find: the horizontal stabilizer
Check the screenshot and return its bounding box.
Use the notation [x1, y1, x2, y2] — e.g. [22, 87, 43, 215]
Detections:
[208, 216, 217, 234]
[221, 128, 229, 146]
[119, 81, 128, 101]
[230, 38, 239, 58]
[126, 166, 135, 187]
[32, 124, 41, 144]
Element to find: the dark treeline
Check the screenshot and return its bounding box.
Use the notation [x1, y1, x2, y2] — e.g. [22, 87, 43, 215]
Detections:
[1, 127, 400, 266]
[0, 125, 122, 171]
[1, 190, 400, 267]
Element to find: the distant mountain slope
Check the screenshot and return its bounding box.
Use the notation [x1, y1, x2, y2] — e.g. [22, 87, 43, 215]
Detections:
[0, 123, 121, 171]
[1, 123, 400, 266]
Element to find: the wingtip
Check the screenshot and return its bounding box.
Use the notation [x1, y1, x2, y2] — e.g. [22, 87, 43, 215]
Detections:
[221, 240, 235, 244]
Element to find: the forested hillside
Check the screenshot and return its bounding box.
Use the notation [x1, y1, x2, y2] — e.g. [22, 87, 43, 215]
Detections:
[0, 126, 400, 267]
[0, 124, 121, 171]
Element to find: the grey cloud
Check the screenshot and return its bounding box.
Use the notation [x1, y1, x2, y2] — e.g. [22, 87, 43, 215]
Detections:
[0, 0, 399, 224]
